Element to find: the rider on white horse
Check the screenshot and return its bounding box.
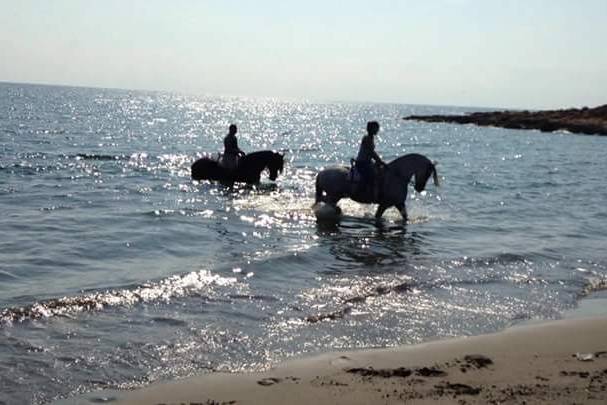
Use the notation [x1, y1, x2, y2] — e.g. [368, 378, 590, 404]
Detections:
[355, 121, 386, 199]
[221, 124, 245, 170]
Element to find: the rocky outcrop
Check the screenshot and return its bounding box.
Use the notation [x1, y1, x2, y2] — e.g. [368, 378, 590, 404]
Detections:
[404, 105, 607, 135]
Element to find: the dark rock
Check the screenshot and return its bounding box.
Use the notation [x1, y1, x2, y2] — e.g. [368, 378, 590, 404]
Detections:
[404, 104, 607, 136]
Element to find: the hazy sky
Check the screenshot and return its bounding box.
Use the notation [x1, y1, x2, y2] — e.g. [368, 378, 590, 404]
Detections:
[1, 0, 606, 108]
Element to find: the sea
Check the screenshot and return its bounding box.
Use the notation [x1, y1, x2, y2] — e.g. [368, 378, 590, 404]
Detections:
[1, 82, 606, 404]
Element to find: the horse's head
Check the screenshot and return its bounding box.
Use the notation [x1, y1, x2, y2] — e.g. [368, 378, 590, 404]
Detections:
[414, 161, 439, 193]
[268, 152, 284, 181]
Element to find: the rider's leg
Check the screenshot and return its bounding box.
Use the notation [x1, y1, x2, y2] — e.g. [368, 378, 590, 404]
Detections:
[358, 162, 372, 197]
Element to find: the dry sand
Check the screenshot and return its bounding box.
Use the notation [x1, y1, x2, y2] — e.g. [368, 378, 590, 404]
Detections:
[92, 316, 607, 405]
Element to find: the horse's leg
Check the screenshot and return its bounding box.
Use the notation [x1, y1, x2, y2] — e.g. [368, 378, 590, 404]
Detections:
[332, 200, 342, 215]
[395, 202, 407, 222]
[315, 177, 324, 204]
[322, 194, 341, 214]
[375, 204, 388, 219]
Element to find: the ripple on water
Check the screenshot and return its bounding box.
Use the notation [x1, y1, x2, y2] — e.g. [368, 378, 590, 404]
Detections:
[2, 83, 607, 405]
[0, 270, 242, 325]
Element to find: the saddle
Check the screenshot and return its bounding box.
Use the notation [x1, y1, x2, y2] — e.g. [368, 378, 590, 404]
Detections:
[218, 153, 240, 171]
[348, 159, 363, 183]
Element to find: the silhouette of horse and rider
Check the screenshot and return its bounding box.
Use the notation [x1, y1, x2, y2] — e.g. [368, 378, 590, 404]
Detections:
[191, 124, 284, 186]
[190, 121, 438, 220]
[315, 121, 439, 220]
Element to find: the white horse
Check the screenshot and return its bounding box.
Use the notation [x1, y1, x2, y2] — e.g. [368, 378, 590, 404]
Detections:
[314, 153, 439, 221]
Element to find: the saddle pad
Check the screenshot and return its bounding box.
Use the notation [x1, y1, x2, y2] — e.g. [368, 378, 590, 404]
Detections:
[348, 167, 361, 183]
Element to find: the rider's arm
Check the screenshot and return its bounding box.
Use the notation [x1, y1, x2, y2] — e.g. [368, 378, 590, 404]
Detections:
[233, 137, 245, 156]
[371, 150, 385, 166]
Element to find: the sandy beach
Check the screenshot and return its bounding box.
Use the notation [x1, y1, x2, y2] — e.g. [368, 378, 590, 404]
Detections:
[70, 315, 607, 405]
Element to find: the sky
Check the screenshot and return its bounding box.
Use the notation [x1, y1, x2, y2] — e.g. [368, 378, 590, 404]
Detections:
[1, 0, 606, 109]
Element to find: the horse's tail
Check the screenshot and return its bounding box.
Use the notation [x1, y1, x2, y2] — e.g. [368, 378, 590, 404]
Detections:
[431, 162, 440, 187]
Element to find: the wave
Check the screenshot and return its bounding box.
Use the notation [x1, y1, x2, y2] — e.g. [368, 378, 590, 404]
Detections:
[1, 163, 64, 176]
[0, 270, 239, 325]
[305, 278, 418, 323]
[143, 208, 215, 218]
[447, 253, 530, 268]
[2, 128, 17, 135]
[73, 153, 129, 161]
[0, 270, 20, 281]
[580, 275, 607, 297]
[305, 275, 516, 324]
[302, 254, 562, 324]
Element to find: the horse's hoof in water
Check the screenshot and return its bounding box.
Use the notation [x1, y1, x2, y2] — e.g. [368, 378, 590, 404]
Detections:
[312, 202, 342, 221]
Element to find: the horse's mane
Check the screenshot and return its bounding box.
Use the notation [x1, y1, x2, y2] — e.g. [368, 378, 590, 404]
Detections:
[240, 150, 279, 163]
[245, 150, 276, 157]
[387, 153, 430, 167]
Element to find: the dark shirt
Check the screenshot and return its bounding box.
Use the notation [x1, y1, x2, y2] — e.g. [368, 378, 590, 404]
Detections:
[356, 135, 378, 164]
[224, 134, 241, 156]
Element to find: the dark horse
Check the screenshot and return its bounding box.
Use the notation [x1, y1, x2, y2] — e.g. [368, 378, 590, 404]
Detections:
[191, 150, 284, 185]
[314, 153, 439, 220]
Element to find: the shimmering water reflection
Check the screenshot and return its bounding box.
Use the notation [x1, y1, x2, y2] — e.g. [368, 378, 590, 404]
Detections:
[1, 83, 607, 404]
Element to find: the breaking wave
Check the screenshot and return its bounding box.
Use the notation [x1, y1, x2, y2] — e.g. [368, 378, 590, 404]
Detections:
[0, 270, 239, 325]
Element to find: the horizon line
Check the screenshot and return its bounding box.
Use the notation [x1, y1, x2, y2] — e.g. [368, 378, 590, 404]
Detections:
[1, 79, 601, 112]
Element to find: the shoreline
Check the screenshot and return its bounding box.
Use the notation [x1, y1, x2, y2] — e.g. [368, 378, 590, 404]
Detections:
[61, 298, 607, 405]
[404, 104, 607, 135]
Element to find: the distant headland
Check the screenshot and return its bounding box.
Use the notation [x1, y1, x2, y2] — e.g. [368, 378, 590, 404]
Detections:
[404, 104, 607, 136]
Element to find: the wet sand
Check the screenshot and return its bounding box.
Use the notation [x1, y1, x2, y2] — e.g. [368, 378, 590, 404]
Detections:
[94, 316, 607, 405]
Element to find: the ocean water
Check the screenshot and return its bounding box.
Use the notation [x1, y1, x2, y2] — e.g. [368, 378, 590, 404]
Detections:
[1, 82, 606, 404]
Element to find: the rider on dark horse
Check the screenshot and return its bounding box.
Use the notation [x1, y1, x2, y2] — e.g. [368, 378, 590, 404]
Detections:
[355, 121, 386, 200]
[220, 124, 245, 170]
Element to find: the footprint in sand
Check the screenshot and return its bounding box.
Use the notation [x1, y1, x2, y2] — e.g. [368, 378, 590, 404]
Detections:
[464, 354, 493, 368]
[257, 377, 282, 386]
[416, 367, 448, 377]
[330, 355, 355, 368]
